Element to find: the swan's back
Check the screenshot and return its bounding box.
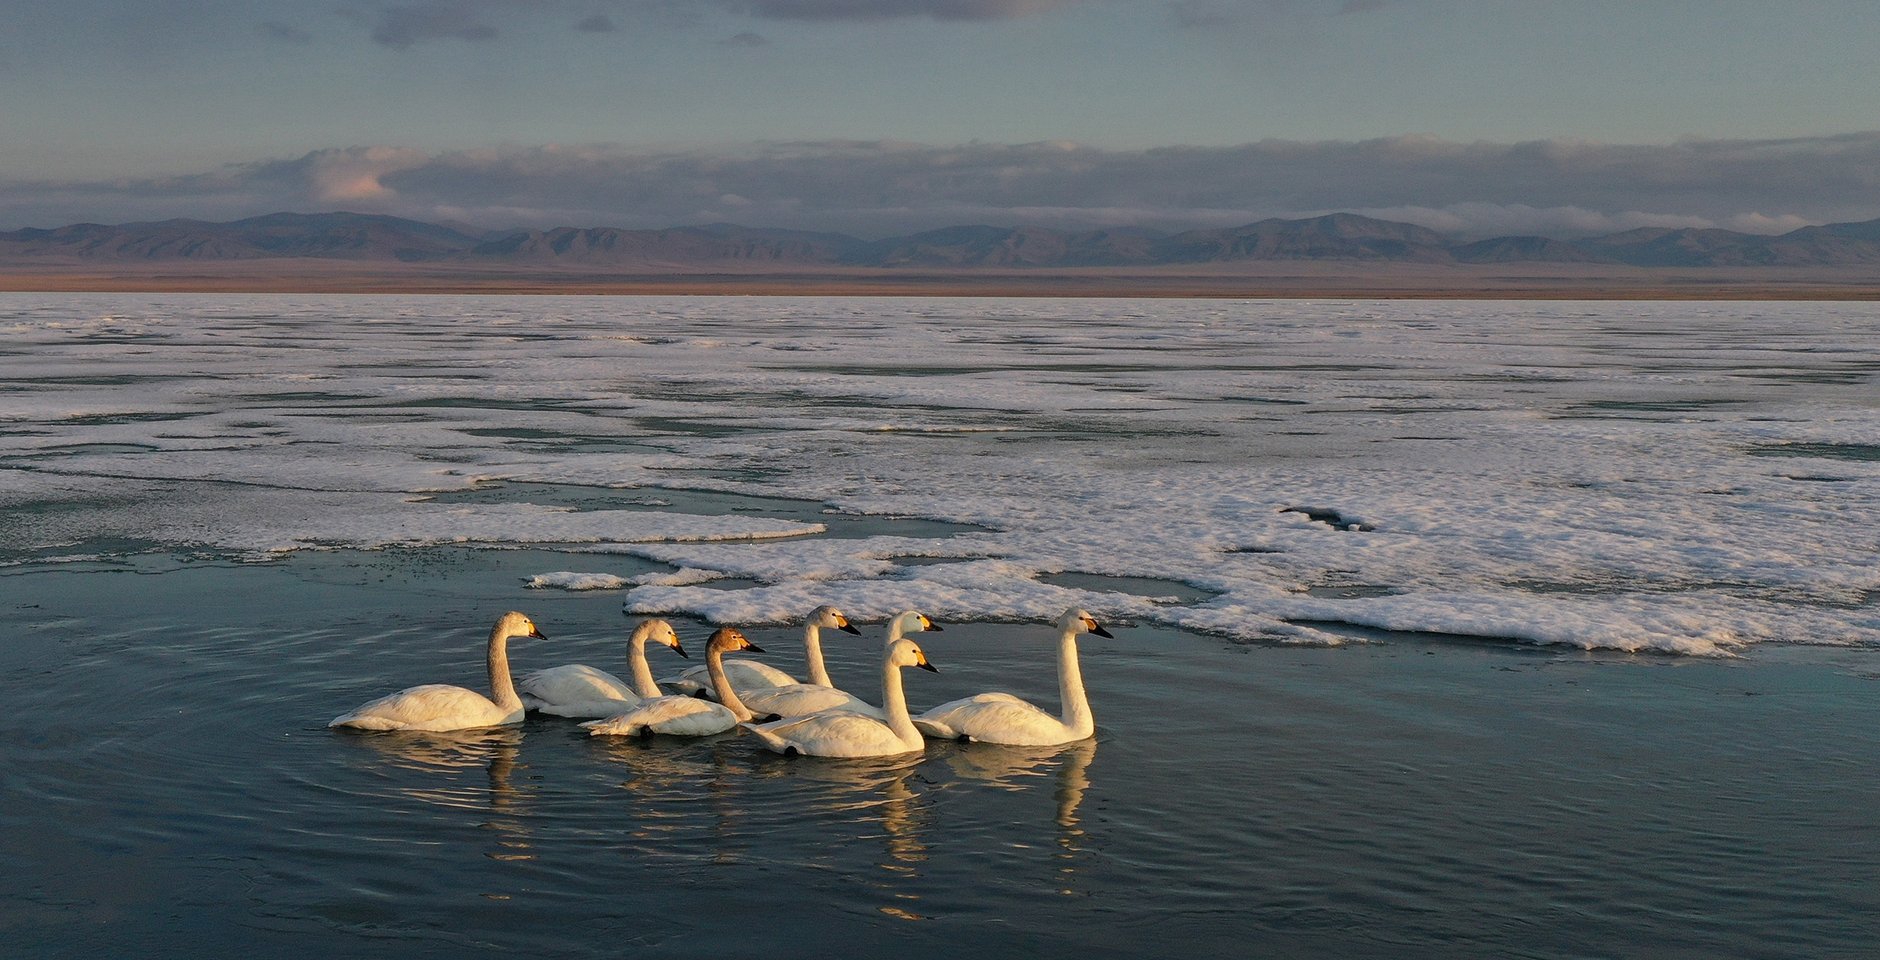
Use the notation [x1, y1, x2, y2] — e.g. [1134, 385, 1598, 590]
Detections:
[518, 664, 643, 717]
[329, 683, 517, 732]
[660, 659, 796, 697]
[913, 693, 1066, 745]
[581, 696, 739, 737]
[744, 712, 913, 758]
[738, 683, 884, 719]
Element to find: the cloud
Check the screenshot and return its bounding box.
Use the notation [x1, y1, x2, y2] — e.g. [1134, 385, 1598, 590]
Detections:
[337, 0, 1080, 44]
[723, 0, 1077, 21]
[719, 31, 772, 45]
[300, 146, 434, 204]
[1170, 0, 1392, 29]
[257, 21, 314, 44]
[345, 2, 501, 49]
[6, 134, 1880, 238]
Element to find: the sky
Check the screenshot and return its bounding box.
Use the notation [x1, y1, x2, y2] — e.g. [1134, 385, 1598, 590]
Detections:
[3, 0, 1879, 238]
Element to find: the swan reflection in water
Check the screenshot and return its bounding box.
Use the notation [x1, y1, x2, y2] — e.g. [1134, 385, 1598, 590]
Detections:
[585, 734, 757, 864]
[748, 751, 935, 919]
[940, 738, 1098, 895]
[334, 727, 533, 867]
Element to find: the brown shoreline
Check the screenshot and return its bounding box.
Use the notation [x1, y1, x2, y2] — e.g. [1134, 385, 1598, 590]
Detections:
[3, 261, 1878, 299]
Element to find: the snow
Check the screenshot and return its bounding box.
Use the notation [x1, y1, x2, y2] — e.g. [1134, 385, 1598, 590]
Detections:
[3, 293, 1877, 654]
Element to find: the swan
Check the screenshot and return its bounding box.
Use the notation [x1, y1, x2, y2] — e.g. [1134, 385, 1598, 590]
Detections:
[733, 609, 941, 720]
[912, 608, 1112, 746]
[660, 604, 860, 697]
[582, 627, 767, 738]
[517, 618, 687, 718]
[330, 611, 546, 732]
[743, 612, 942, 758]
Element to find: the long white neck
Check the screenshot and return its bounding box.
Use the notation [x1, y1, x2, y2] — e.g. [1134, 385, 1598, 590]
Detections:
[1054, 626, 1094, 739]
[486, 625, 522, 712]
[707, 649, 754, 721]
[803, 622, 833, 688]
[878, 658, 921, 749]
[627, 625, 662, 699]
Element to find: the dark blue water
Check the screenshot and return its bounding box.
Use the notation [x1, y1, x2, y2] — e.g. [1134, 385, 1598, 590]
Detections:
[3, 545, 1876, 959]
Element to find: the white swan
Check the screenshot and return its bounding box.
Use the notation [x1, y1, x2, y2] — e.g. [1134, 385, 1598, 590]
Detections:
[734, 609, 940, 720]
[743, 612, 942, 758]
[517, 619, 686, 718]
[660, 604, 860, 697]
[582, 628, 767, 738]
[330, 611, 546, 732]
[912, 608, 1112, 746]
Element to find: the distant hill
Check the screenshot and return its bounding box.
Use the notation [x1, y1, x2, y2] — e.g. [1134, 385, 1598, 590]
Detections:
[6, 210, 1880, 270]
[1155, 213, 1455, 263]
[0, 213, 480, 263]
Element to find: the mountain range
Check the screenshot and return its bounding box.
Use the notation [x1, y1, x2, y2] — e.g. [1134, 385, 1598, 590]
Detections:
[5, 211, 1880, 270]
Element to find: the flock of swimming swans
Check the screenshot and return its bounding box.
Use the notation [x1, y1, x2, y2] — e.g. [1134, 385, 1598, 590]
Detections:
[329, 606, 1114, 758]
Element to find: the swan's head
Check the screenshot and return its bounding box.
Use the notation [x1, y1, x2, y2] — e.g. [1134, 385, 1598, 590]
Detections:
[706, 626, 765, 656]
[887, 637, 939, 673]
[1059, 608, 1113, 639]
[810, 604, 862, 635]
[892, 610, 943, 635]
[497, 611, 547, 641]
[637, 618, 689, 659]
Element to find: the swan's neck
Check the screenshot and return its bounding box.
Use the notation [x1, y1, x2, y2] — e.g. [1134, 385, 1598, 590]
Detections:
[627, 627, 661, 699]
[803, 623, 833, 688]
[487, 625, 522, 713]
[1054, 627, 1094, 739]
[707, 650, 754, 721]
[879, 658, 921, 748]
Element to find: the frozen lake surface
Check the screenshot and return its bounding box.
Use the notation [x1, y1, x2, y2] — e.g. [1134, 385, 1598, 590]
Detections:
[1, 295, 1876, 957]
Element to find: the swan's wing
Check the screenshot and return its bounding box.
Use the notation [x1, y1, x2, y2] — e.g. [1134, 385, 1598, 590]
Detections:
[658, 659, 798, 698]
[745, 712, 912, 758]
[913, 694, 1067, 745]
[739, 684, 884, 719]
[524, 695, 640, 719]
[581, 696, 736, 737]
[656, 665, 711, 696]
[518, 664, 641, 716]
[723, 660, 799, 690]
[330, 684, 516, 732]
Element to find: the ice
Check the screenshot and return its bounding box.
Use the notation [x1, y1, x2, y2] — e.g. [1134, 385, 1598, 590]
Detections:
[3, 293, 1877, 654]
[525, 572, 631, 591]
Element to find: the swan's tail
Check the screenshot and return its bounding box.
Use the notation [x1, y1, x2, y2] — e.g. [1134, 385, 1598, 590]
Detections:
[739, 721, 793, 754]
[912, 717, 957, 740]
[329, 712, 405, 731]
[581, 715, 645, 737]
[656, 672, 707, 697]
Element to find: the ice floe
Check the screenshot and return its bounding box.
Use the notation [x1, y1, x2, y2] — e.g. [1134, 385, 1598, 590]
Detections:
[3, 293, 1877, 654]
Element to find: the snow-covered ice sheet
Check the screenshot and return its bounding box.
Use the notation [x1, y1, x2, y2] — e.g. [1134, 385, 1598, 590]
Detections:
[3, 293, 1877, 654]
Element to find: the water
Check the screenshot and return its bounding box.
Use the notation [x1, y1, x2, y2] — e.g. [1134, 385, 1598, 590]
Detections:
[2, 295, 1878, 957]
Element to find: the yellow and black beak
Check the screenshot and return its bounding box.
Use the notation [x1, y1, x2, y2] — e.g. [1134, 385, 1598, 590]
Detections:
[528, 626, 548, 641]
[838, 620, 862, 635]
[921, 616, 943, 632]
[1088, 621, 1113, 639]
[670, 641, 691, 659]
[743, 641, 766, 654]
[917, 659, 939, 673]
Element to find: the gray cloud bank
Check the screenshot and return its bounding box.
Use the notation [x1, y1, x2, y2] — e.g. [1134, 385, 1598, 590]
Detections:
[332, 0, 1079, 48]
[6, 134, 1880, 239]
